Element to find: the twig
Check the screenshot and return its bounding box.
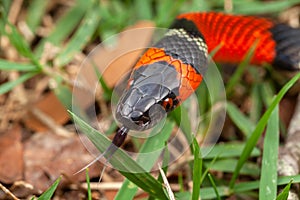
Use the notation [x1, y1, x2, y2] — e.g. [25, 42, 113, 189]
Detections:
[0, 182, 20, 200]
[278, 93, 300, 199]
[8, 0, 23, 24]
[31, 107, 74, 137]
[158, 164, 175, 200]
[224, 0, 233, 13]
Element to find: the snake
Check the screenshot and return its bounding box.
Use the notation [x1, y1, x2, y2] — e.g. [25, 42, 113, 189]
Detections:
[82, 12, 300, 168]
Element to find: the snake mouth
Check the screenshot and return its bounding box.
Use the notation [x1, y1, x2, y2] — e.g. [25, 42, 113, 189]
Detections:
[116, 103, 167, 131]
[131, 111, 151, 127]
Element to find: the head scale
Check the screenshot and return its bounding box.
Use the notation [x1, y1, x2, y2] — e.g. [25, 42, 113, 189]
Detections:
[115, 62, 180, 131]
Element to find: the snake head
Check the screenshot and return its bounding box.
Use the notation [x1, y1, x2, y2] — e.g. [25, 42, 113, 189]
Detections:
[115, 62, 180, 131]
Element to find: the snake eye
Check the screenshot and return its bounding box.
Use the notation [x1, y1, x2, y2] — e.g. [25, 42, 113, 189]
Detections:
[162, 97, 173, 111]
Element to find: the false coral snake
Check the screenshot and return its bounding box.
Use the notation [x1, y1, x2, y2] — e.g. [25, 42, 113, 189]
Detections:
[88, 12, 300, 165]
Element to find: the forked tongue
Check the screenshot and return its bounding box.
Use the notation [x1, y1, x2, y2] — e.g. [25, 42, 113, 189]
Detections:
[74, 126, 129, 175]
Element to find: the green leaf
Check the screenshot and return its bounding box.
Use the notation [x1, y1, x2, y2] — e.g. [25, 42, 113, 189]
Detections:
[86, 169, 92, 200]
[202, 142, 260, 159]
[276, 180, 293, 200]
[227, 102, 255, 137]
[249, 84, 263, 122]
[115, 122, 174, 200]
[0, 59, 40, 71]
[233, 0, 300, 14]
[69, 111, 168, 199]
[53, 78, 73, 111]
[170, 105, 193, 152]
[201, 154, 219, 184]
[208, 173, 221, 200]
[55, 1, 101, 66]
[175, 192, 191, 200]
[259, 105, 279, 199]
[3, 22, 42, 68]
[34, 0, 91, 57]
[92, 64, 113, 101]
[26, 0, 48, 32]
[134, 0, 152, 20]
[199, 175, 300, 199]
[0, 72, 37, 95]
[229, 72, 300, 189]
[226, 39, 258, 95]
[37, 176, 61, 200]
[192, 138, 202, 200]
[206, 159, 260, 176]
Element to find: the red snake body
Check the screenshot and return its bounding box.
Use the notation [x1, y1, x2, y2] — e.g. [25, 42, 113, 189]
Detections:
[101, 12, 300, 160]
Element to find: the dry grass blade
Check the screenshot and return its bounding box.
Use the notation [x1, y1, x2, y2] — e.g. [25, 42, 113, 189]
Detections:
[159, 164, 175, 200]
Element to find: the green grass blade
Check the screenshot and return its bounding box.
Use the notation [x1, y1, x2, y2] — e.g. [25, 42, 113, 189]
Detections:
[86, 169, 92, 200]
[34, 0, 91, 56]
[0, 59, 40, 71]
[199, 175, 300, 199]
[192, 138, 202, 200]
[250, 84, 263, 122]
[233, 0, 300, 14]
[206, 159, 260, 176]
[201, 154, 220, 184]
[26, 0, 48, 32]
[276, 180, 293, 200]
[259, 105, 279, 199]
[134, 0, 152, 20]
[53, 78, 73, 112]
[37, 176, 61, 200]
[226, 39, 258, 95]
[226, 102, 255, 137]
[229, 72, 300, 189]
[171, 106, 193, 151]
[202, 142, 260, 159]
[0, 72, 37, 95]
[0, 0, 11, 16]
[175, 191, 191, 200]
[92, 63, 113, 101]
[55, 1, 101, 67]
[4, 23, 42, 68]
[208, 173, 221, 200]
[115, 122, 174, 200]
[69, 111, 168, 199]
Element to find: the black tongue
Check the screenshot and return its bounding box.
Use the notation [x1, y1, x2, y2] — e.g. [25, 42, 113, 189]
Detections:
[112, 126, 129, 147]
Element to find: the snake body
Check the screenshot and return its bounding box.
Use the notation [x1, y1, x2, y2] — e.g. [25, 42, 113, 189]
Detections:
[104, 12, 300, 159]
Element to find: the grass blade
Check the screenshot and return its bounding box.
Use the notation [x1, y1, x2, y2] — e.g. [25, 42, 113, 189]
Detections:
[192, 138, 202, 200]
[37, 176, 61, 200]
[69, 111, 168, 199]
[202, 142, 260, 159]
[0, 72, 37, 95]
[3, 22, 42, 68]
[199, 175, 300, 199]
[206, 159, 260, 176]
[115, 122, 174, 200]
[201, 155, 219, 184]
[55, 1, 101, 67]
[34, 0, 91, 56]
[250, 84, 263, 122]
[226, 102, 255, 137]
[26, 0, 48, 32]
[229, 72, 300, 189]
[259, 105, 279, 199]
[226, 39, 258, 95]
[276, 180, 293, 200]
[207, 173, 221, 200]
[0, 59, 40, 71]
[86, 169, 92, 200]
[234, 0, 300, 14]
